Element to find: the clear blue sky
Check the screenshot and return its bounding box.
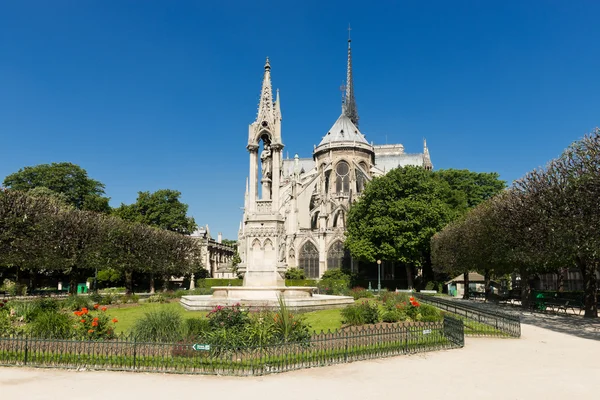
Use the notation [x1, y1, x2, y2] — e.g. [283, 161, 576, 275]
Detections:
[1, 1, 599, 239]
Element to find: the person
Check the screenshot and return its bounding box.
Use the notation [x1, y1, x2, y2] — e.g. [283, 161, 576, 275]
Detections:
[261, 144, 272, 179]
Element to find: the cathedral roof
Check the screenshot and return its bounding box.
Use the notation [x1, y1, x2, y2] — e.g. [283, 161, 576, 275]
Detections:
[318, 113, 368, 146]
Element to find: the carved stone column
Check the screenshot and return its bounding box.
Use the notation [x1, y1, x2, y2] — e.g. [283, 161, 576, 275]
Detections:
[247, 145, 258, 212]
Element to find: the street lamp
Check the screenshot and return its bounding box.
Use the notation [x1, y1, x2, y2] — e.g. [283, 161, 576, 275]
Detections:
[377, 260, 382, 293]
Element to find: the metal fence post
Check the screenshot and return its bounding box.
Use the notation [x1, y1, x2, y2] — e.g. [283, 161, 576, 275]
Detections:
[24, 336, 28, 365]
[132, 336, 137, 370]
[344, 331, 349, 363]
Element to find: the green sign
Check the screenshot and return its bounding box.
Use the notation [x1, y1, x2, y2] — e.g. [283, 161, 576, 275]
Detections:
[192, 343, 211, 351]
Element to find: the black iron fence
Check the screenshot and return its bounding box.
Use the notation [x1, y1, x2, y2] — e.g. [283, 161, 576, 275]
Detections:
[414, 294, 521, 338]
[0, 317, 463, 375]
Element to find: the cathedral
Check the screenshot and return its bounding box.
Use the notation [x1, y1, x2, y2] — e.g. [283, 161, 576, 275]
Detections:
[237, 37, 432, 281]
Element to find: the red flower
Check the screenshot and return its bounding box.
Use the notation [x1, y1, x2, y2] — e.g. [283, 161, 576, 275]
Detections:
[81, 308, 89, 314]
[92, 317, 99, 322]
[91, 321, 98, 327]
[80, 319, 86, 323]
[101, 307, 107, 312]
[88, 329, 94, 333]
[112, 318, 118, 323]
[74, 311, 82, 316]
[93, 304, 99, 309]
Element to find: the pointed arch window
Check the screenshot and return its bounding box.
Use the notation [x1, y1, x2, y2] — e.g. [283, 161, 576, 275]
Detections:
[299, 241, 319, 278]
[327, 241, 350, 271]
[335, 161, 350, 193]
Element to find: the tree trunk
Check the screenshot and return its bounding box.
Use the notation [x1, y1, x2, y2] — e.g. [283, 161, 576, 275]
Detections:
[405, 265, 413, 289]
[162, 274, 169, 292]
[463, 272, 470, 300]
[28, 270, 36, 293]
[519, 268, 531, 310]
[557, 268, 564, 292]
[125, 270, 134, 295]
[149, 273, 155, 294]
[484, 269, 491, 301]
[576, 257, 598, 319]
[69, 271, 77, 295]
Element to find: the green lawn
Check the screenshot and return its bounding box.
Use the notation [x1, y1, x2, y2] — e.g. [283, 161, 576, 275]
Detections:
[107, 301, 346, 335]
[108, 302, 207, 334]
[302, 308, 344, 333]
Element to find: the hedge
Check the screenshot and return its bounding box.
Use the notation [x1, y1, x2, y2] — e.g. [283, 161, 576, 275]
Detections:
[195, 278, 243, 288]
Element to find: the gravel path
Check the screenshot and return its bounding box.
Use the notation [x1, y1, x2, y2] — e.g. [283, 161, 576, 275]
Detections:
[1, 323, 599, 399]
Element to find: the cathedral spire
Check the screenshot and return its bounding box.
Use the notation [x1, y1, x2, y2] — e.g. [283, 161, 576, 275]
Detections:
[423, 138, 433, 170]
[342, 26, 359, 127]
[257, 57, 275, 125]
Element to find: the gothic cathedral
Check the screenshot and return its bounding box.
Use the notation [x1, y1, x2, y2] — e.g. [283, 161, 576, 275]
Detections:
[238, 38, 432, 280]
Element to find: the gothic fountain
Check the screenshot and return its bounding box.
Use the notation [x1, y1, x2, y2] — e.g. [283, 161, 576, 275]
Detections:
[180, 58, 353, 311]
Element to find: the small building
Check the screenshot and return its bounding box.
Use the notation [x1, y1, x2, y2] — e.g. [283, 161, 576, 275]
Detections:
[446, 272, 488, 297]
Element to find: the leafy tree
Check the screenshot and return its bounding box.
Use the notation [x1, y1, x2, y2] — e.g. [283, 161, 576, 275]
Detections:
[346, 166, 505, 288]
[345, 167, 457, 286]
[113, 189, 196, 234]
[3, 162, 110, 212]
[434, 169, 506, 209]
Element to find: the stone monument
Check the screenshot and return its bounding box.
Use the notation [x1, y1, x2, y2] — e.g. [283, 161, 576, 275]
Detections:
[180, 58, 353, 311]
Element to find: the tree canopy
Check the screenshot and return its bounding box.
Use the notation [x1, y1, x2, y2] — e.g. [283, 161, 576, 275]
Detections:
[431, 128, 600, 318]
[113, 189, 196, 234]
[3, 162, 110, 213]
[345, 166, 505, 283]
[0, 189, 201, 294]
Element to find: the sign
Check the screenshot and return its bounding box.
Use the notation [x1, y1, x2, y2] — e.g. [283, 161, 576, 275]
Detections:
[422, 329, 432, 335]
[192, 344, 211, 351]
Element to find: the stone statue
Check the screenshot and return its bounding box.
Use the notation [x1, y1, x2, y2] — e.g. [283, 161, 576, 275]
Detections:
[261, 144, 272, 179]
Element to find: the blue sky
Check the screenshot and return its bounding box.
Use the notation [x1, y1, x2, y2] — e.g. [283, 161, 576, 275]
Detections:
[1, 1, 599, 239]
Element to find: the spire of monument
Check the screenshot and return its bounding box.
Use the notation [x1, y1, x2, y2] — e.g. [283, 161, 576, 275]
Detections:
[342, 25, 359, 127]
[275, 88, 281, 120]
[257, 57, 275, 124]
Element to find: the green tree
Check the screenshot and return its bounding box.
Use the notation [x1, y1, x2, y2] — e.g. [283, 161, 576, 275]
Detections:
[113, 189, 196, 234]
[434, 169, 506, 209]
[3, 162, 110, 212]
[345, 166, 457, 286]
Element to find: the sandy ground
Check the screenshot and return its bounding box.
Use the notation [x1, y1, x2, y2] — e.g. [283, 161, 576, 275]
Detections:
[1, 322, 599, 400]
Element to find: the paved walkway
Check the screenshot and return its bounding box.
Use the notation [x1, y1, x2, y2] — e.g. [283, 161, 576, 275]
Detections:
[453, 298, 600, 341]
[1, 323, 599, 399]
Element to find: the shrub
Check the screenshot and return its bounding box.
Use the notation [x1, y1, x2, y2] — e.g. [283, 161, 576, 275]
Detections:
[62, 295, 92, 311]
[425, 281, 436, 291]
[196, 279, 243, 289]
[206, 304, 250, 330]
[73, 304, 118, 340]
[146, 294, 168, 303]
[183, 318, 210, 339]
[341, 301, 380, 325]
[119, 294, 140, 304]
[381, 309, 404, 323]
[132, 309, 183, 343]
[418, 303, 442, 322]
[349, 287, 373, 300]
[29, 310, 73, 339]
[284, 268, 305, 280]
[6, 301, 38, 322]
[285, 279, 318, 287]
[187, 288, 213, 295]
[318, 269, 352, 295]
[88, 292, 102, 303]
[273, 296, 311, 344]
[245, 310, 276, 347]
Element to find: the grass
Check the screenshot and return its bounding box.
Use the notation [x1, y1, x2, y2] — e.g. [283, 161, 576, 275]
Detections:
[108, 302, 203, 334]
[107, 302, 346, 335]
[303, 308, 344, 333]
